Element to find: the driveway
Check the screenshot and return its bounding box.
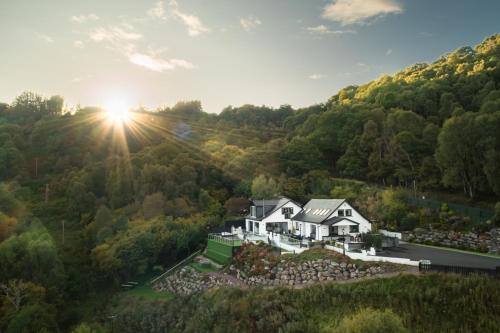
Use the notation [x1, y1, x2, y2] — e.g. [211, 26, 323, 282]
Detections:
[378, 242, 500, 269]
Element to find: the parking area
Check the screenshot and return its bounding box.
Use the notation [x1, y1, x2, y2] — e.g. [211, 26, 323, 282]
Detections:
[378, 242, 500, 269]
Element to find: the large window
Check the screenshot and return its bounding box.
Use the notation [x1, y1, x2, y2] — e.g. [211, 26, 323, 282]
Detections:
[250, 206, 256, 217]
[267, 222, 288, 234]
[349, 225, 359, 233]
[282, 207, 294, 219]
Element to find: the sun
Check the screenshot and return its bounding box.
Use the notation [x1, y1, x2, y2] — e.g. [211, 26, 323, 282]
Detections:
[104, 99, 131, 124]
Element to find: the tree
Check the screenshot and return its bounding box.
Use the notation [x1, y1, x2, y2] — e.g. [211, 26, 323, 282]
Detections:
[281, 177, 306, 202]
[224, 197, 250, 216]
[142, 192, 165, 219]
[71, 323, 105, 333]
[5, 304, 58, 333]
[46, 95, 64, 116]
[281, 136, 326, 176]
[251, 175, 279, 199]
[12, 91, 45, 114]
[0, 222, 65, 288]
[436, 113, 491, 198]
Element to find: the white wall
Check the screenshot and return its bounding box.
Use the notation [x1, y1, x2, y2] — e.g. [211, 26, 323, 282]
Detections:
[262, 201, 302, 224]
[331, 202, 372, 233]
[379, 229, 402, 239]
[246, 201, 302, 236]
[324, 245, 419, 266]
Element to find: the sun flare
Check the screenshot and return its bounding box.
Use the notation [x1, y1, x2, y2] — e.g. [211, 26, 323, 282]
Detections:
[104, 99, 131, 124]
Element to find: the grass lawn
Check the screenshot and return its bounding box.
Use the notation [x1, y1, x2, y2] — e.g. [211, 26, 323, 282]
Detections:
[125, 283, 174, 301]
[122, 272, 175, 301]
[411, 242, 500, 259]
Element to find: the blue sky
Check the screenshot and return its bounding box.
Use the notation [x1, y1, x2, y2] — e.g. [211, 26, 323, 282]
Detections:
[0, 0, 499, 113]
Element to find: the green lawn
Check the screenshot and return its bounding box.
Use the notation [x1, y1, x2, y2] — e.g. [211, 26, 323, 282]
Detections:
[124, 283, 174, 301]
[411, 242, 500, 259]
[121, 272, 175, 301]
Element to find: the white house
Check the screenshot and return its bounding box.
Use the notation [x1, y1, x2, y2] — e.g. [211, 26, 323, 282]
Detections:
[245, 197, 302, 236]
[291, 199, 372, 241]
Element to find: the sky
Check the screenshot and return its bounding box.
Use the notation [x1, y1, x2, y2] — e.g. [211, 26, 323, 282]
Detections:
[0, 0, 499, 114]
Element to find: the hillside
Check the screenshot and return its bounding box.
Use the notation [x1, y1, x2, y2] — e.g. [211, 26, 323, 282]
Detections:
[0, 34, 499, 332]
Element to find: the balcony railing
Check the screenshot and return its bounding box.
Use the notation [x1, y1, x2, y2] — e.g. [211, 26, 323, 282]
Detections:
[208, 233, 243, 246]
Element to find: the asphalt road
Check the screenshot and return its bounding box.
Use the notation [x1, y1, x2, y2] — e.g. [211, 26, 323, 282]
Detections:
[378, 242, 500, 269]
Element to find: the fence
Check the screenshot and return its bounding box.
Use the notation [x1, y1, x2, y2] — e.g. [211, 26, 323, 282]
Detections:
[407, 197, 494, 223]
[150, 250, 201, 284]
[419, 261, 499, 277]
[208, 233, 243, 246]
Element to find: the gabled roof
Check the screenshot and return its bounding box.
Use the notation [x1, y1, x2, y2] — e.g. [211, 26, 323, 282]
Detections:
[292, 199, 345, 224]
[323, 217, 359, 226]
[246, 196, 302, 221]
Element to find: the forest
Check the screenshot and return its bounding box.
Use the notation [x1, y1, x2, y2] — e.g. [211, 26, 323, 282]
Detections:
[0, 34, 500, 332]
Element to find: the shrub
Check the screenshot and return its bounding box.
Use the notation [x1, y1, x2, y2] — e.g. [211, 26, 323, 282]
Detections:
[361, 232, 383, 249]
[400, 213, 418, 231]
[329, 308, 408, 333]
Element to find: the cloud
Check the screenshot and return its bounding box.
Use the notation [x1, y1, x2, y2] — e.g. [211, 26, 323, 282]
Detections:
[129, 53, 194, 72]
[36, 33, 54, 43]
[89, 26, 142, 42]
[148, 1, 167, 20]
[309, 74, 325, 80]
[306, 25, 355, 35]
[169, 0, 210, 36]
[71, 14, 99, 24]
[322, 0, 403, 25]
[386, 48, 392, 55]
[88, 23, 194, 72]
[73, 40, 85, 49]
[240, 16, 262, 32]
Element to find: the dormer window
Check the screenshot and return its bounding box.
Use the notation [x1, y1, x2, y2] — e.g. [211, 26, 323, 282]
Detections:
[282, 207, 294, 219]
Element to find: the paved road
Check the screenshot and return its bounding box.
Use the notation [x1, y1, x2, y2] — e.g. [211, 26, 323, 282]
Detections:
[378, 243, 500, 269]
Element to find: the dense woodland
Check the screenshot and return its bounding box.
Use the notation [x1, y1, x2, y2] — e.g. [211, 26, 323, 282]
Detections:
[1, 35, 500, 332]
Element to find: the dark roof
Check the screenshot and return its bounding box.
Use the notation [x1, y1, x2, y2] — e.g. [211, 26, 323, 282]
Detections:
[292, 199, 345, 224]
[246, 197, 302, 220]
[323, 217, 359, 226]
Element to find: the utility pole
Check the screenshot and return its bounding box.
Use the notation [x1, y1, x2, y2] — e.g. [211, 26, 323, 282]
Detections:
[61, 220, 65, 245]
[44, 183, 49, 203]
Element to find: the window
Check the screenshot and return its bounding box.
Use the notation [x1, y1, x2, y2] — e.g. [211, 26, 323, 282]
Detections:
[282, 207, 294, 219]
[349, 225, 359, 233]
[250, 206, 256, 217]
[346, 209, 352, 216]
[310, 224, 317, 239]
[338, 209, 344, 216]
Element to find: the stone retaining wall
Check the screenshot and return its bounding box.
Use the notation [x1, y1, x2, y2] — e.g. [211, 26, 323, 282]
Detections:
[230, 258, 387, 287]
[404, 228, 500, 254]
[154, 266, 239, 296]
[154, 259, 392, 296]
